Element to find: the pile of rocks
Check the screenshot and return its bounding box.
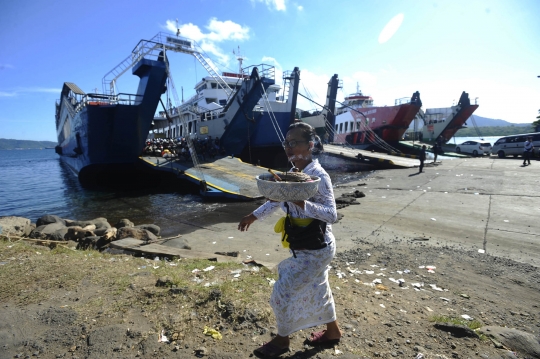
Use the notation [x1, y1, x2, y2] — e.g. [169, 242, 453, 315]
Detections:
[0, 215, 161, 251]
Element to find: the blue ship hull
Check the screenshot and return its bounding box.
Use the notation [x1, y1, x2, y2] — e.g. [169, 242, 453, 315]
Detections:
[55, 59, 167, 186]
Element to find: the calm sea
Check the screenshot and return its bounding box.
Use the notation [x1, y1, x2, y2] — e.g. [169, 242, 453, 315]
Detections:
[0, 149, 369, 237]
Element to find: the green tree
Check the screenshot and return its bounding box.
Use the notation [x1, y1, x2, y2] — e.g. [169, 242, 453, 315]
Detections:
[533, 110, 540, 132]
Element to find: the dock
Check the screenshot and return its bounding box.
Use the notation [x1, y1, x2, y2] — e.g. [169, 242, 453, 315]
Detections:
[139, 155, 266, 200]
[399, 140, 469, 158]
[323, 144, 420, 169]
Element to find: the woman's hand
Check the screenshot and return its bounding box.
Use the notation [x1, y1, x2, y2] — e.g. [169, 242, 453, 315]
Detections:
[238, 213, 257, 232]
[292, 200, 305, 209]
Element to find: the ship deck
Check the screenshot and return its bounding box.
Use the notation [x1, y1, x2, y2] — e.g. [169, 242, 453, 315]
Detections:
[139, 155, 266, 200]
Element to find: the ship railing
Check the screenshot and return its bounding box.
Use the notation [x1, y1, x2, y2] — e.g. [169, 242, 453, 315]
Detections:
[242, 64, 275, 81]
[395, 97, 411, 105]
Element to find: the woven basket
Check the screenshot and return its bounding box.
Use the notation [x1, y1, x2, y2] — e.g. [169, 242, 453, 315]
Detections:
[256, 173, 321, 201]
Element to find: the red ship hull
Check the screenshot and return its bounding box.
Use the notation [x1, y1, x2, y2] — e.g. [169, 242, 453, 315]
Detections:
[334, 102, 421, 144]
[440, 104, 479, 141]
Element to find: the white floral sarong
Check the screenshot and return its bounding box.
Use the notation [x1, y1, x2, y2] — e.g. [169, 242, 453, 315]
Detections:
[252, 159, 338, 336]
[270, 242, 336, 336]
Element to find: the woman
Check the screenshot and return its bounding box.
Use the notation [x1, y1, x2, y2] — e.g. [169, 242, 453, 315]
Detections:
[238, 122, 342, 358]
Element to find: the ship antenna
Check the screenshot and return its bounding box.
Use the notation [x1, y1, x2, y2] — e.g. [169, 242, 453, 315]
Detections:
[233, 46, 244, 75]
[176, 18, 180, 37]
[356, 82, 359, 94]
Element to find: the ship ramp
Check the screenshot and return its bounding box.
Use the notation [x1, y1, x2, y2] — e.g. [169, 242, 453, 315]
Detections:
[139, 155, 266, 200]
[324, 144, 420, 169]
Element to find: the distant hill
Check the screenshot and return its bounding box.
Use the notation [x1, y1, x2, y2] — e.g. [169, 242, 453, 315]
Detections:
[468, 115, 530, 127]
[0, 138, 57, 150]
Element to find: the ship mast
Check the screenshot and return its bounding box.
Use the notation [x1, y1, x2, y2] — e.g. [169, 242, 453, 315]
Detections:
[233, 46, 244, 75]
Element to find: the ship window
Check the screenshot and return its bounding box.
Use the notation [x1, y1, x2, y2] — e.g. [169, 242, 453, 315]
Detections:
[188, 122, 192, 134]
[339, 123, 343, 133]
[350, 122, 353, 131]
[357, 122, 361, 130]
[335, 124, 338, 132]
[211, 83, 217, 89]
[219, 99, 227, 106]
[344, 122, 348, 132]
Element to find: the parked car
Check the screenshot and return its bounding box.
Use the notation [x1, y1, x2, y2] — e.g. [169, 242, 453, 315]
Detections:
[491, 132, 540, 158]
[455, 141, 492, 156]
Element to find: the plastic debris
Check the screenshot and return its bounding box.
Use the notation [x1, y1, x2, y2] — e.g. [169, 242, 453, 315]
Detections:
[365, 270, 374, 274]
[212, 241, 216, 244]
[459, 293, 470, 299]
[158, 330, 170, 343]
[334, 348, 343, 355]
[266, 278, 276, 285]
[426, 266, 436, 270]
[404, 269, 410, 274]
[440, 297, 450, 302]
[154, 256, 160, 261]
[228, 236, 234, 239]
[461, 314, 473, 320]
[230, 269, 242, 275]
[233, 274, 241, 278]
[425, 307, 433, 312]
[380, 304, 386, 308]
[372, 279, 382, 284]
[192, 269, 201, 273]
[203, 266, 215, 272]
[152, 265, 159, 269]
[429, 284, 444, 291]
[478, 249, 485, 254]
[430, 218, 436, 221]
[203, 326, 222, 340]
[415, 353, 425, 359]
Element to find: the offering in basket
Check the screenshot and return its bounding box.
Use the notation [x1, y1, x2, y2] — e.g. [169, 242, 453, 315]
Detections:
[256, 170, 321, 202]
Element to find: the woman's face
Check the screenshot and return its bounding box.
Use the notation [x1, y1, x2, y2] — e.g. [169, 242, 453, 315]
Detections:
[284, 128, 312, 162]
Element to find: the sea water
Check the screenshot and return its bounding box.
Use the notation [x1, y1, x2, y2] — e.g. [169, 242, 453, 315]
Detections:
[0, 149, 215, 236]
[0, 149, 368, 237]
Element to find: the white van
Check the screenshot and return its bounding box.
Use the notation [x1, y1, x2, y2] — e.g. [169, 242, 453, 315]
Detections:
[492, 132, 540, 158]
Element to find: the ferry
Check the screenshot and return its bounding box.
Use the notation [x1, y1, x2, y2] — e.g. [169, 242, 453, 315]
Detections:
[54, 46, 167, 186]
[332, 86, 422, 146]
[151, 64, 300, 156]
[421, 91, 479, 143]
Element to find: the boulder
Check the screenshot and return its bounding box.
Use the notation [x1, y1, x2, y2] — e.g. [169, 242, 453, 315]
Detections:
[66, 220, 94, 228]
[36, 214, 66, 227]
[134, 224, 160, 236]
[64, 226, 95, 241]
[77, 236, 109, 250]
[0, 216, 32, 237]
[478, 326, 540, 359]
[115, 219, 134, 229]
[89, 217, 111, 230]
[116, 227, 157, 242]
[30, 222, 68, 241]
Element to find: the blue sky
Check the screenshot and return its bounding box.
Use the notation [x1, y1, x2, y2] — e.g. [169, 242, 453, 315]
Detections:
[1, 0, 539, 141]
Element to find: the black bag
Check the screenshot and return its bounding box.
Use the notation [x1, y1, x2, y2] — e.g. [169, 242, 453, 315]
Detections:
[282, 202, 327, 258]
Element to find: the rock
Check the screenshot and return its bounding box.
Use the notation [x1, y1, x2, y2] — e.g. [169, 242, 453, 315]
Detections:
[434, 322, 480, 338]
[94, 227, 109, 236]
[65, 220, 94, 228]
[134, 224, 160, 236]
[335, 197, 359, 205]
[77, 236, 109, 250]
[478, 326, 540, 359]
[115, 219, 134, 229]
[0, 216, 32, 237]
[36, 214, 65, 227]
[65, 226, 95, 241]
[30, 222, 68, 240]
[156, 276, 173, 287]
[89, 218, 111, 230]
[116, 227, 157, 242]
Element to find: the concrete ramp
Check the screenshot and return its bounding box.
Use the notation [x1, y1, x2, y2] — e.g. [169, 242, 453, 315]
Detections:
[324, 144, 420, 169]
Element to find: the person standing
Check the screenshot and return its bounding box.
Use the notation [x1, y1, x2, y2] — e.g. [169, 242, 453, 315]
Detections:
[523, 136, 533, 166]
[419, 145, 427, 173]
[238, 122, 341, 358]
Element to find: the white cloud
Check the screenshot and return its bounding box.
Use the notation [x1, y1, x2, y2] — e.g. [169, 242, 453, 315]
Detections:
[251, 0, 287, 11]
[378, 14, 404, 44]
[0, 64, 15, 70]
[164, 18, 250, 66]
[295, 69, 336, 112]
[297, 5, 303, 11]
[0, 87, 60, 97]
